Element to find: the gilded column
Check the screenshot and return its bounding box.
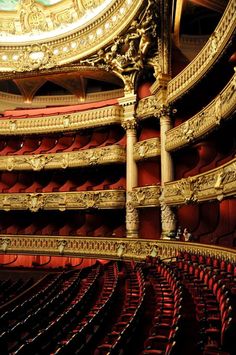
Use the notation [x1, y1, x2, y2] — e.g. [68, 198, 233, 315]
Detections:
[159, 106, 176, 239]
[119, 94, 139, 238]
[152, 75, 176, 239]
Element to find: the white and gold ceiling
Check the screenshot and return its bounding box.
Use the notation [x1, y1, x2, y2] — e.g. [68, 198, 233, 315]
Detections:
[0, 0, 143, 72]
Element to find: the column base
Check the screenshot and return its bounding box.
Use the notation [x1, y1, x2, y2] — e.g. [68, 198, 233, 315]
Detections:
[161, 231, 176, 240]
[126, 231, 139, 239]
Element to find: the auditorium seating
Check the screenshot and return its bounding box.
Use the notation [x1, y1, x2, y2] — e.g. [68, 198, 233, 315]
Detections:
[0, 254, 234, 355]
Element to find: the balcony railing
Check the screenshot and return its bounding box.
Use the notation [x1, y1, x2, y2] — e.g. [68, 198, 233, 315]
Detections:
[166, 72, 236, 151]
[0, 105, 123, 135]
[164, 158, 236, 205]
[0, 190, 126, 212]
[0, 145, 126, 171]
[0, 237, 235, 262]
[167, 0, 236, 103]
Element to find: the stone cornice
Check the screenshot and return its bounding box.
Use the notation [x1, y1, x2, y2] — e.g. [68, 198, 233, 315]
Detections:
[0, 105, 123, 135]
[0, 0, 143, 71]
[164, 158, 236, 206]
[0, 237, 235, 262]
[0, 145, 126, 171]
[166, 72, 236, 151]
[166, 0, 236, 103]
[134, 138, 161, 161]
[130, 185, 161, 208]
[0, 190, 125, 212]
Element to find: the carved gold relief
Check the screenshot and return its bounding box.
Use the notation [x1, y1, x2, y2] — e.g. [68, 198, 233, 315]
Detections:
[0, 145, 125, 171]
[0, 236, 235, 263]
[164, 158, 236, 206]
[130, 185, 161, 208]
[0, 190, 125, 212]
[166, 0, 236, 102]
[136, 95, 159, 119]
[15, 44, 56, 72]
[0, 0, 144, 72]
[0, 105, 123, 135]
[134, 138, 161, 161]
[166, 72, 236, 151]
[78, 0, 159, 90]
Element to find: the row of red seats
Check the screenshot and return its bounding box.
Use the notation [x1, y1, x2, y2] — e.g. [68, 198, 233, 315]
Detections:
[177, 251, 236, 289]
[0, 210, 126, 238]
[175, 256, 235, 354]
[50, 263, 119, 354]
[6, 265, 102, 354]
[1, 222, 125, 238]
[0, 278, 33, 306]
[142, 262, 183, 355]
[94, 263, 146, 354]
[0, 127, 126, 156]
[0, 172, 126, 193]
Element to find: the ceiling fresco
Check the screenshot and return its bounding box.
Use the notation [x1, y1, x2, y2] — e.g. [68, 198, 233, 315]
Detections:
[0, 0, 62, 11]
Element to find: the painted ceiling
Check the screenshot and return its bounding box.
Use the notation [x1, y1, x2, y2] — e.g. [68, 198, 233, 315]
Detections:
[0, 0, 62, 11]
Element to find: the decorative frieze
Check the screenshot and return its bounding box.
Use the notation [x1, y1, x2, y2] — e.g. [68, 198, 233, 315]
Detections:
[167, 0, 236, 102]
[164, 158, 236, 205]
[0, 236, 235, 263]
[134, 138, 161, 161]
[166, 72, 236, 151]
[0, 145, 126, 171]
[0, 105, 123, 135]
[130, 185, 161, 208]
[0, 190, 126, 212]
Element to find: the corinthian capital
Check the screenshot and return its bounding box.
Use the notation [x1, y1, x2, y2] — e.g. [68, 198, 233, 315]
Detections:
[121, 118, 137, 131]
[154, 104, 174, 119]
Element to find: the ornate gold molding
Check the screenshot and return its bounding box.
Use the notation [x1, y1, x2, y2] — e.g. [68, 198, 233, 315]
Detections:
[164, 158, 236, 205]
[166, 0, 236, 103]
[0, 236, 235, 262]
[136, 95, 158, 119]
[0, 0, 143, 71]
[0, 145, 126, 171]
[166, 72, 236, 151]
[130, 185, 161, 208]
[0, 105, 123, 135]
[0, 190, 125, 212]
[134, 138, 161, 161]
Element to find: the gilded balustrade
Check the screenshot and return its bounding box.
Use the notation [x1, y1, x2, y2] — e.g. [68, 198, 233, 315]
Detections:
[130, 185, 161, 208]
[166, 0, 236, 103]
[134, 138, 161, 161]
[0, 145, 126, 171]
[0, 237, 235, 262]
[166, 72, 236, 151]
[164, 158, 236, 205]
[0, 105, 123, 135]
[0, 190, 125, 212]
